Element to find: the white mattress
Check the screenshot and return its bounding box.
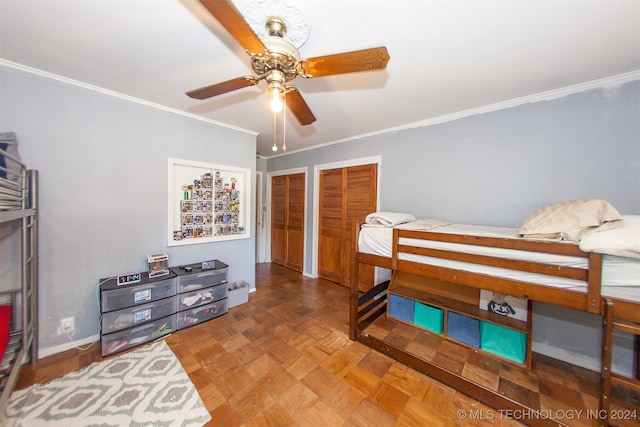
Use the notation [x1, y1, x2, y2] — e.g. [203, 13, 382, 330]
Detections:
[358, 224, 640, 302]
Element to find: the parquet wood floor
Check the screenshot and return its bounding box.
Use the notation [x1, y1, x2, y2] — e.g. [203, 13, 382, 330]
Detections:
[14, 263, 640, 426]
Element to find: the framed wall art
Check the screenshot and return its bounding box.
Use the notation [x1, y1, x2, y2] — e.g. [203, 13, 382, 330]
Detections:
[168, 158, 250, 246]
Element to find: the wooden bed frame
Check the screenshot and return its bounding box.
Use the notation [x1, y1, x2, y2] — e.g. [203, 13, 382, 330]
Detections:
[349, 221, 639, 427]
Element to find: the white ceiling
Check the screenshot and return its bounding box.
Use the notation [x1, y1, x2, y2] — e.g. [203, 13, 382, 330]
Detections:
[1, 0, 639, 158]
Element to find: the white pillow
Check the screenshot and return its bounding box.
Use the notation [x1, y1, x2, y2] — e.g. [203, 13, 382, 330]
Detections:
[519, 199, 622, 241]
[365, 212, 416, 227]
[579, 215, 640, 259]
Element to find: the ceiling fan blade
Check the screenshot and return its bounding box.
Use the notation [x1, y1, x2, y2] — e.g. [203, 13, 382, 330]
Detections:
[199, 0, 266, 54]
[186, 76, 258, 99]
[286, 88, 316, 126]
[299, 47, 390, 78]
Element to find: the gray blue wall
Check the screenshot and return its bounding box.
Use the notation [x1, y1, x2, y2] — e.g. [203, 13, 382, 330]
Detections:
[0, 65, 257, 354]
[1, 61, 638, 374]
[267, 79, 640, 374]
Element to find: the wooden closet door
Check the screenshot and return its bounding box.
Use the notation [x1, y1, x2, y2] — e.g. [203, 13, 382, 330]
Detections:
[271, 173, 305, 272]
[285, 173, 304, 271]
[318, 164, 377, 289]
[318, 169, 344, 283]
[343, 164, 377, 288]
[271, 176, 287, 266]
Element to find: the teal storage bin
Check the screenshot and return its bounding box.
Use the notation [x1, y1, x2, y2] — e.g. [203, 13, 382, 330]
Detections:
[388, 294, 415, 323]
[480, 321, 527, 364]
[414, 302, 443, 333]
[447, 312, 480, 348]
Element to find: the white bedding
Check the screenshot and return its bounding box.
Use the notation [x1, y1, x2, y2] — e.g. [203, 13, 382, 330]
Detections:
[364, 212, 416, 227]
[358, 223, 640, 302]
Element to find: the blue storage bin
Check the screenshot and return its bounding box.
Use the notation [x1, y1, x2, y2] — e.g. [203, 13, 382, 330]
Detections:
[480, 321, 527, 364]
[447, 312, 480, 348]
[414, 302, 443, 333]
[388, 294, 415, 323]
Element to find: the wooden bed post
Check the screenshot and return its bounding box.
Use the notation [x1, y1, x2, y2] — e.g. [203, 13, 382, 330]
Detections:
[391, 228, 399, 270]
[600, 298, 613, 427]
[587, 252, 603, 314]
[636, 335, 640, 381]
[349, 221, 360, 341]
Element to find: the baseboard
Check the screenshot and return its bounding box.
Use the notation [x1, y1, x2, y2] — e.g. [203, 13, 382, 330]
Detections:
[39, 334, 101, 359]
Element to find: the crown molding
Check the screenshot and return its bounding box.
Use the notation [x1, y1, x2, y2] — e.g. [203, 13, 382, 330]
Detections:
[274, 70, 640, 158]
[3, 59, 636, 157]
[0, 59, 258, 136]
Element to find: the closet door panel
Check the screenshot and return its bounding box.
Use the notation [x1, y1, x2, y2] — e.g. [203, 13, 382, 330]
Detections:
[318, 164, 377, 289]
[343, 164, 377, 288]
[271, 176, 287, 266]
[285, 173, 305, 272]
[318, 169, 344, 283]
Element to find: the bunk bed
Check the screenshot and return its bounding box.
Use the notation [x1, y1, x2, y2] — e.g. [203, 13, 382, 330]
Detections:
[349, 207, 639, 427]
[0, 132, 38, 414]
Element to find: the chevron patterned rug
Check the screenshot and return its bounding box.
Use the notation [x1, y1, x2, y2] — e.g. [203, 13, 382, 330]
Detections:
[2, 340, 211, 427]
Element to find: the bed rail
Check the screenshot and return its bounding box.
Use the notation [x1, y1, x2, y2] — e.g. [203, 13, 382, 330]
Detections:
[350, 223, 388, 339]
[391, 228, 603, 314]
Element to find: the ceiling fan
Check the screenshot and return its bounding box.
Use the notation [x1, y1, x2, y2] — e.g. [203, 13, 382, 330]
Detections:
[186, 0, 390, 126]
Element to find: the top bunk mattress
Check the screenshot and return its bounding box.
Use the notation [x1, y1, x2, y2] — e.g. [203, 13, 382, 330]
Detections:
[358, 223, 640, 302]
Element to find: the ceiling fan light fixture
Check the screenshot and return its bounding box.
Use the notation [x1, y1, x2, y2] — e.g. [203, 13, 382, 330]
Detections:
[269, 92, 283, 112]
[186, 0, 390, 155]
[266, 81, 284, 112]
[272, 106, 279, 152]
[266, 70, 286, 112]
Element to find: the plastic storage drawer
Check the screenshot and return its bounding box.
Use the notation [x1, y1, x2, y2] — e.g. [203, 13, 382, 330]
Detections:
[101, 314, 175, 356]
[175, 270, 227, 293]
[101, 275, 176, 312]
[177, 299, 228, 330]
[172, 260, 228, 292]
[101, 296, 177, 334]
[176, 283, 227, 311]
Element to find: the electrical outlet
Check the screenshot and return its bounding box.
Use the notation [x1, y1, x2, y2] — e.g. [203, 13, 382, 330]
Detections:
[60, 317, 75, 335]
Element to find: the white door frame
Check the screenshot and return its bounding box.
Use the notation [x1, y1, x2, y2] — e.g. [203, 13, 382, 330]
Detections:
[255, 171, 266, 263]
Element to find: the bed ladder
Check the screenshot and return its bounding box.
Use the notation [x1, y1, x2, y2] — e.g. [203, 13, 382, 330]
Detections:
[600, 298, 640, 427]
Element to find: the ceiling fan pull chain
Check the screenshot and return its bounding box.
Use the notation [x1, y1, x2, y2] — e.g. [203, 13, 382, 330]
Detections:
[282, 94, 287, 153]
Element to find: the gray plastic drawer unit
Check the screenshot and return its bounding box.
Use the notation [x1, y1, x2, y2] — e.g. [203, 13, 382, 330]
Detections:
[101, 296, 177, 334]
[176, 299, 228, 330]
[177, 282, 227, 311]
[100, 272, 177, 312]
[101, 314, 176, 356]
